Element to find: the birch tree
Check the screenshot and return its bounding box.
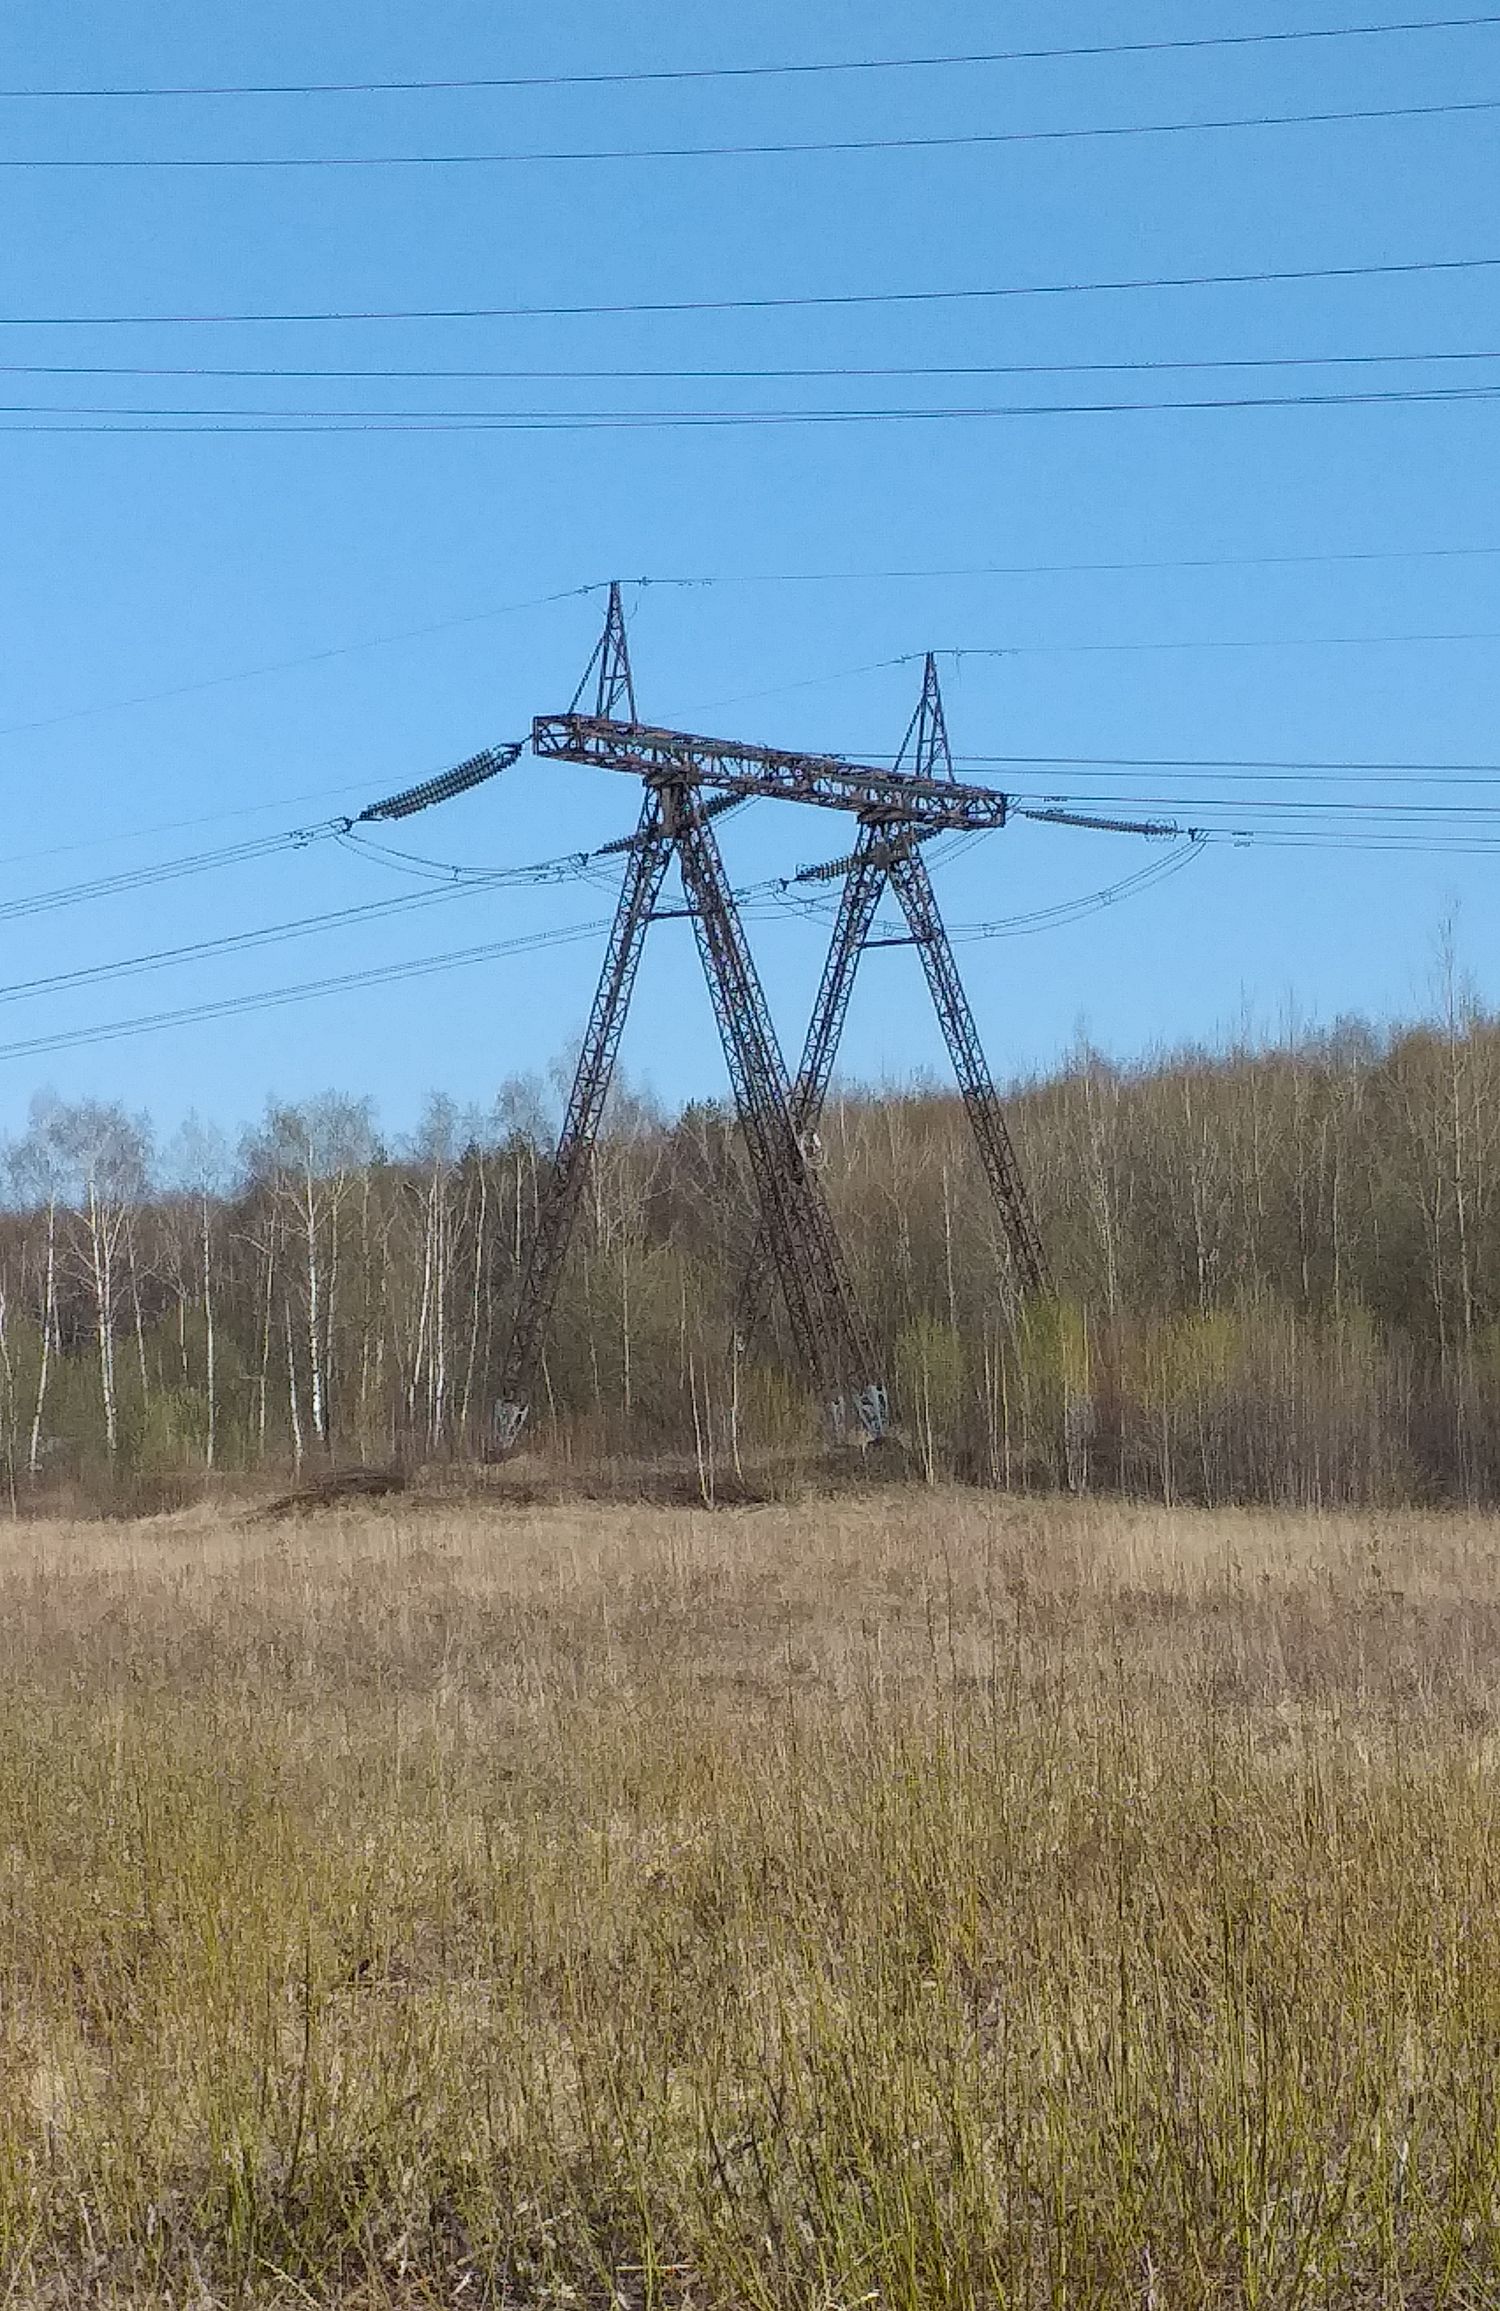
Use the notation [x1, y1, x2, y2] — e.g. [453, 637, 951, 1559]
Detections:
[50, 1099, 151, 1463]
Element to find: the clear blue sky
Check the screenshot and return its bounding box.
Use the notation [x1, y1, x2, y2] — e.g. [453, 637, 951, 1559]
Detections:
[0, 0, 1496, 1144]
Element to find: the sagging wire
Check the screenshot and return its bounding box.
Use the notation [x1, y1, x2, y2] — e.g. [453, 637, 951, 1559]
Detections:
[745, 832, 1209, 941]
[0, 818, 348, 925]
[948, 833, 1209, 938]
[0, 917, 614, 1064]
[336, 824, 595, 885]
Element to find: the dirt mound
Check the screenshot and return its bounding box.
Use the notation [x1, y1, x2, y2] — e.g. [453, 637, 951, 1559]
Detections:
[260, 1463, 408, 1519]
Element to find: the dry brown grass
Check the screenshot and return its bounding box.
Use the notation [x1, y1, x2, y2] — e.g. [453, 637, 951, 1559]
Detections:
[4, 1488, 1500, 2305]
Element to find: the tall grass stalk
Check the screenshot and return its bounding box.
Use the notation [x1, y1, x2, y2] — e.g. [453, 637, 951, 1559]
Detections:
[1, 1495, 1500, 2303]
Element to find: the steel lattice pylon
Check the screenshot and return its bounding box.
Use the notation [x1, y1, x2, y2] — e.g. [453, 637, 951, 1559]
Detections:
[493, 586, 888, 1452]
[734, 654, 1046, 1354]
[345, 590, 1182, 1455]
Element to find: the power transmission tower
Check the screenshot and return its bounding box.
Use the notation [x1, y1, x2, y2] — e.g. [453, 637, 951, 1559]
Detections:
[492, 594, 1178, 1453]
[735, 654, 1046, 1352]
[493, 586, 887, 1452]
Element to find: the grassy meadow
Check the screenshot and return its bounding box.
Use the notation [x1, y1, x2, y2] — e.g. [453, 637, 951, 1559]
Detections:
[4, 1486, 1500, 2305]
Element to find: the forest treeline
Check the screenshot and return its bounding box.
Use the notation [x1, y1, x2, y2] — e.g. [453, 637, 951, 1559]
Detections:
[5, 1004, 1500, 1507]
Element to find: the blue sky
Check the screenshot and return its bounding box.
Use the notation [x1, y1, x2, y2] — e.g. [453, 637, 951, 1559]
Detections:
[0, 0, 1496, 1142]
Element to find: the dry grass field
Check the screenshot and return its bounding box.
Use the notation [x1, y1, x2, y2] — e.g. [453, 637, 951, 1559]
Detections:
[4, 1488, 1500, 2306]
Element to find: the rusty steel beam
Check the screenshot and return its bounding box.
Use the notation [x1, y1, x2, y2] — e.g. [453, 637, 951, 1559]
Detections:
[531, 712, 1012, 831]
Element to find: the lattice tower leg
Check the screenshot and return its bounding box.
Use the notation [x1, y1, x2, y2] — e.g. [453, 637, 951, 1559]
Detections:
[735, 822, 888, 1352]
[668, 789, 889, 1439]
[885, 844, 1048, 1300]
[492, 792, 673, 1449]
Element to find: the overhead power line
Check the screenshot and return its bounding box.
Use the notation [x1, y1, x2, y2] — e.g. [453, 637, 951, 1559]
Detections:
[0, 920, 613, 1063]
[1004, 785, 1500, 824]
[950, 751, 1500, 778]
[12, 808, 1500, 1069]
[0, 881, 481, 1005]
[6, 785, 369, 868]
[9, 348, 1499, 384]
[7, 383, 1499, 430]
[1215, 829, 1500, 851]
[0, 835, 638, 1007]
[711, 622, 1500, 712]
[4, 252, 1494, 327]
[0, 579, 602, 742]
[6, 95, 1496, 168]
[0, 823, 344, 924]
[0, 805, 1200, 1020]
[659, 544, 1500, 580]
[15, 749, 1500, 966]
[14, 752, 1500, 962]
[0, 848, 1201, 1061]
[7, 18, 1497, 98]
[944, 843, 1209, 941]
[920, 787, 1500, 826]
[343, 791, 1500, 886]
[937, 623, 1500, 653]
[762, 840, 1208, 940]
[4, 552, 1497, 779]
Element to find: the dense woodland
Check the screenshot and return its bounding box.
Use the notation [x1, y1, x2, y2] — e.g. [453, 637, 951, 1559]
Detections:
[8, 1002, 1500, 1506]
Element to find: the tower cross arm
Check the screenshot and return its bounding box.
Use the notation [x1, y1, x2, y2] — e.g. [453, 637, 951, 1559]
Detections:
[531, 712, 1011, 832]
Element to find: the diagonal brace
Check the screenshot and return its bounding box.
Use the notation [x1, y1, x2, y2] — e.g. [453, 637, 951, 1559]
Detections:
[669, 790, 888, 1436]
[735, 821, 887, 1351]
[885, 842, 1047, 1298]
[493, 790, 673, 1449]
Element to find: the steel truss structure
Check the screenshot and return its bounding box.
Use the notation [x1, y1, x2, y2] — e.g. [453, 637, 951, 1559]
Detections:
[348, 587, 1181, 1456]
[491, 593, 1102, 1455]
[493, 588, 888, 1452]
[736, 654, 1046, 1353]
